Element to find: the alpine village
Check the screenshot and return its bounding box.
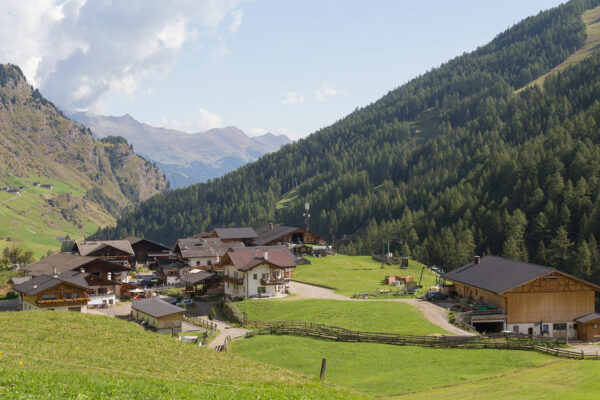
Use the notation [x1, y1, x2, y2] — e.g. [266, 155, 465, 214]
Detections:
[3, 1, 600, 399]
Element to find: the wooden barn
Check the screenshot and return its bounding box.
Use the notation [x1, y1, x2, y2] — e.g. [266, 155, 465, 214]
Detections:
[575, 313, 600, 342]
[209, 227, 258, 246]
[443, 256, 600, 340]
[253, 223, 325, 246]
[131, 297, 185, 334]
[73, 240, 135, 266]
[126, 237, 171, 264]
[23, 253, 130, 282]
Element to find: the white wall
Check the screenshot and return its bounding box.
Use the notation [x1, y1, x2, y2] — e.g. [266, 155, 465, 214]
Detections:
[507, 321, 577, 339]
[223, 263, 290, 298]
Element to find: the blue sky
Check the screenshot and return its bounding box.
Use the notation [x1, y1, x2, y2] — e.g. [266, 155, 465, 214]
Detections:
[0, 0, 566, 139]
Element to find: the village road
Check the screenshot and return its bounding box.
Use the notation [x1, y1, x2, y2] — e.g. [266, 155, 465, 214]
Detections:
[287, 281, 475, 336]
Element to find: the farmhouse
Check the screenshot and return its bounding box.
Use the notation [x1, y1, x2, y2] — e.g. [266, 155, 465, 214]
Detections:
[253, 223, 324, 246]
[126, 237, 171, 264]
[24, 253, 130, 282]
[443, 256, 600, 339]
[131, 297, 185, 334]
[209, 227, 258, 246]
[73, 240, 135, 266]
[221, 248, 295, 299]
[13, 274, 91, 312]
[173, 237, 244, 268]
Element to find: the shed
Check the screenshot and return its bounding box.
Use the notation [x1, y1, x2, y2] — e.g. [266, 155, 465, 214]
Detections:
[575, 313, 600, 342]
[131, 297, 185, 334]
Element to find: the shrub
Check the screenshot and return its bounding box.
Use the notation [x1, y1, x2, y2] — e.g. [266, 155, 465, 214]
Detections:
[208, 307, 216, 321]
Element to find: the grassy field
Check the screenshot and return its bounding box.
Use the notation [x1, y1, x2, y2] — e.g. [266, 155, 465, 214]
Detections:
[293, 255, 439, 297]
[231, 335, 553, 398]
[236, 298, 449, 335]
[518, 4, 600, 91]
[0, 312, 364, 400]
[0, 175, 114, 258]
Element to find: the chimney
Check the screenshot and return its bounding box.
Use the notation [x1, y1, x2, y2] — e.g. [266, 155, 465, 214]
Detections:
[264, 250, 269, 261]
[474, 256, 481, 265]
[269, 222, 274, 231]
[52, 267, 58, 278]
[33, 284, 38, 289]
[80, 267, 85, 273]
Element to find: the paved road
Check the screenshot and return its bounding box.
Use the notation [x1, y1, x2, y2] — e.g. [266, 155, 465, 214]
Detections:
[0, 299, 19, 312]
[287, 281, 474, 336]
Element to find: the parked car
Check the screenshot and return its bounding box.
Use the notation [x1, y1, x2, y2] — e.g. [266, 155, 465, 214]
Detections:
[179, 299, 194, 307]
[424, 291, 447, 301]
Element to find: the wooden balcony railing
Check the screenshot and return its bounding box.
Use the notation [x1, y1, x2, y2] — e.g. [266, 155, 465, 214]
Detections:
[37, 297, 90, 306]
[223, 276, 244, 285]
[260, 277, 290, 285]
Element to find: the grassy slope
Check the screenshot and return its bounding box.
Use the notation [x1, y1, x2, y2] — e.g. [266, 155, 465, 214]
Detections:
[0, 312, 364, 400]
[236, 298, 448, 335]
[518, 4, 600, 91]
[293, 255, 439, 297]
[405, 359, 600, 400]
[0, 175, 113, 257]
[231, 336, 552, 398]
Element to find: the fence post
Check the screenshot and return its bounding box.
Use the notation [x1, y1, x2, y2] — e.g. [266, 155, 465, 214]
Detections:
[319, 358, 327, 381]
[581, 349, 584, 360]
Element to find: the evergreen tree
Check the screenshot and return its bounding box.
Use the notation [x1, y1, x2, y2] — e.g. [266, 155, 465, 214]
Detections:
[548, 226, 573, 271]
[573, 241, 592, 280]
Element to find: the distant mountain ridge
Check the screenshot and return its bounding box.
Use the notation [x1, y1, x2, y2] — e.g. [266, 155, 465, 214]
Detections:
[0, 64, 167, 256]
[69, 112, 292, 188]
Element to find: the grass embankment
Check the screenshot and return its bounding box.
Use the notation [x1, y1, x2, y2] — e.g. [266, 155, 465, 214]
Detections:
[293, 255, 439, 297]
[0, 175, 114, 258]
[231, 336, 552, 398]
[518, 4, 600, 91]
[0, 312, 363, 399]
[236, 298, 449, 335]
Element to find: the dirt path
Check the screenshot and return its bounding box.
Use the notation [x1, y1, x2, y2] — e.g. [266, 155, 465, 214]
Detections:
[288, 281, 475, 336]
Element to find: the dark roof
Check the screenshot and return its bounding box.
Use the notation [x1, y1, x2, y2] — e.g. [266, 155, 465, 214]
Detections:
[182, 271, 215, 284]
[212, 227, 258, 239]
[126, 237, 170, 251]
[224, 249, 296, 272]
[576, 313, 600, 323]
[13, 274, 89, 296]
[157, 262, 188, 271]
[442, 256, 553, 294]
[175, 238, 244, 258]
[253, 225, 299, 245]
[24, 253, 129, 276]
[132, 297, 185, 318]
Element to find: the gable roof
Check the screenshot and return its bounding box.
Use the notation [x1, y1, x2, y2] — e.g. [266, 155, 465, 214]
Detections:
[223, 249, 296, 272]
[74, 240, 134, 256]
[175, 238, 244, 258]
[442, 256, 553, 294]
[575, 313, 600, 323]
[253, 225, 300, 245]
[13, 274, 89, 296]
[24, 253, 129, 276]
[182, 271, 215, 284]
[132, 297, 185, 318]
[126, 237, 170, 251]
[211, 227, 258, 240]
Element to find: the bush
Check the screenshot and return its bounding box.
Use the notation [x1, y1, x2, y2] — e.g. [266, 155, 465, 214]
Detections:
[208, 307, 216, 321]
[222, 301, 243, 324]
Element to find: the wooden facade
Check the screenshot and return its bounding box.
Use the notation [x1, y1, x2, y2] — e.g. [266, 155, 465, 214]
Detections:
[130, 239, 170, 263]
[131, 308, 184, 334]
[21, 282, 89, 311]
[577, 317, 600, 342]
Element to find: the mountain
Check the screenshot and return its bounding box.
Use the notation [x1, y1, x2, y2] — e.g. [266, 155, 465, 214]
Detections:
[96, 0, 600, 283]
[0, 65, 167, 256]
[68, 112, 292, 188]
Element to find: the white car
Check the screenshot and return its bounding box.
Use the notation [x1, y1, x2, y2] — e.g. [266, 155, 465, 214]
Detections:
[179, 299, 194, 307]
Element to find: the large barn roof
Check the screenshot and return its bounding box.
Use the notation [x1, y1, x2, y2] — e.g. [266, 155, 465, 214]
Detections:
[24, 253, 129, 276]
[211, 227, 258, 239]
[74, 240, 134, 256]
[442, 256, 553, 294]
[253, 225, 299, 245]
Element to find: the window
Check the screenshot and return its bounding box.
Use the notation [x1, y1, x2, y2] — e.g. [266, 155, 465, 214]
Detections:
[71, 292, 80, 298]
[594, 324, 598, 329]
[207, 260, 212, 266]
[253, 274, 258, 280]
[553, 323, 567, 331]
[542, 324, 549, 332]
[261, 273, 267, 279]
[257, 287, 266, 293]
[42, 294, 56, 300]
[513, 325, 519, 333]
[227, 283, 229, 289]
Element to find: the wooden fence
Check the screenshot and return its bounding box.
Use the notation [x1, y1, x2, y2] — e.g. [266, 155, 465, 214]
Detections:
[215, 335, 232, 352]
[183, 316, 217, 335]
[244, 320, 597, 360]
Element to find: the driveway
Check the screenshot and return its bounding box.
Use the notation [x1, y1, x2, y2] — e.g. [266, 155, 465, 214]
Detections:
[88, 301, 132, 317]
[0, 299, 19, 312]
[288, 281, 474, 336]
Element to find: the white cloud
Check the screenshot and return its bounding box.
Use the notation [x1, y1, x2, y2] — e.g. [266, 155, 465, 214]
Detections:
[160, 107, 223, 133]
[315, 82, 349, 102]
[210, 45, 230, 60]
[0, 0, 244, 111]
[281, 91, 306, 105]
[229, 10, 243, 33]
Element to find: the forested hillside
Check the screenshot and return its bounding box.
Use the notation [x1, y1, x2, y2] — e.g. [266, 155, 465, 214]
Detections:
[96, 0, 600, 283]
[0, 65, 167, 256]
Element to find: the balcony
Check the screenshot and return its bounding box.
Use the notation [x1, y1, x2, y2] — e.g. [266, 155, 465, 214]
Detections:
[260, 277, 290, 285]
[37, 297, 90, 307]
[223, 276, 244, 285]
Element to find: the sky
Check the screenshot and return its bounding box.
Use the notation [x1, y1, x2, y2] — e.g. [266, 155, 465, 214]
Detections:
[0, 0, 567, 139]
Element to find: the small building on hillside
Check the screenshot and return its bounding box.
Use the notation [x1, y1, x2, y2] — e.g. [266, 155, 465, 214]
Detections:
[182, 271, 221, 297]
[24, 253, 130, 283]
[73, 240, 135, 266]
[126, 237, 171, 264]
[209, 227, 258, 246]
[131, 297, 185, 334]
[253, 223, 325, 246]
[13, 274, 91, 312]
[575, 314, 600, 342]
[443, 256, 600, 339]
[40, 184, 53, 189]
[221, 248, 296, 299]
[173, 238, 244, 268]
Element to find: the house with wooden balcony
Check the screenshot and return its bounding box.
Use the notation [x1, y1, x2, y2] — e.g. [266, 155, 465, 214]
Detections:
[13, 274, 91, 312]
[23, 253, 130, 283]
[443, 256, 600, 340]
[253, 223, 325, 246]
[72, 240, 135, 266]
[126, 237, 171, 264]
[220, 248, 296, 299]
[173, 237, 244, 268]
